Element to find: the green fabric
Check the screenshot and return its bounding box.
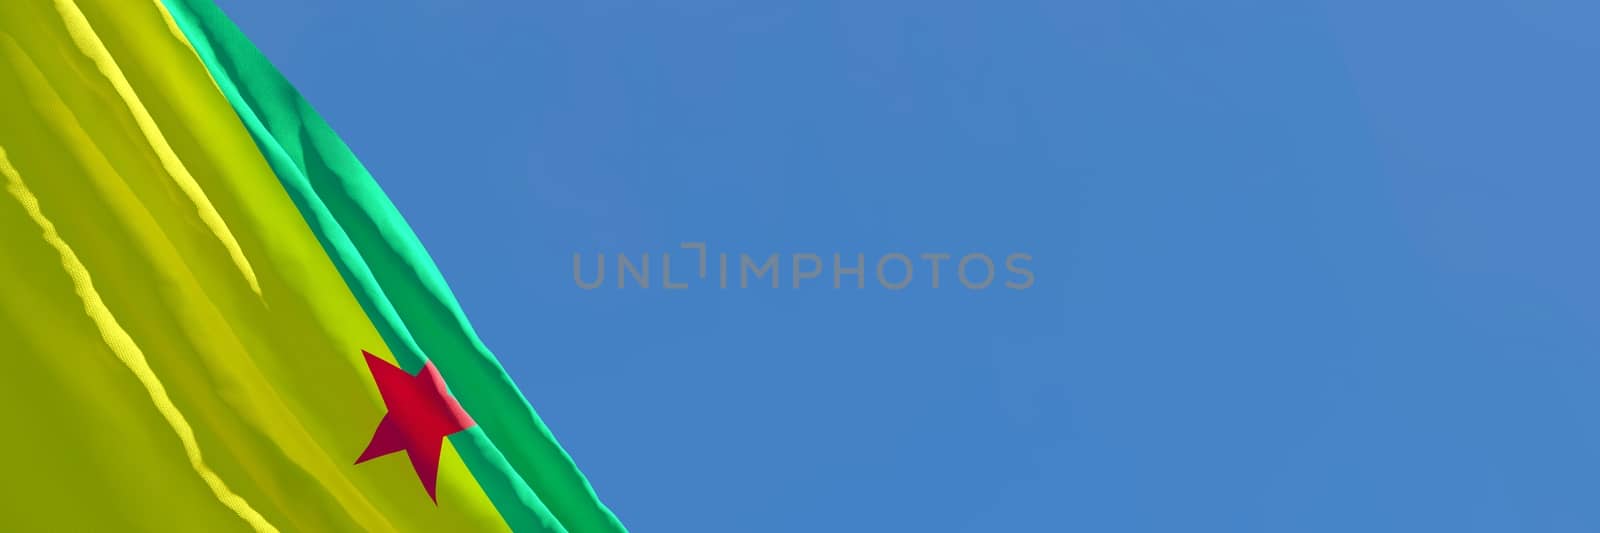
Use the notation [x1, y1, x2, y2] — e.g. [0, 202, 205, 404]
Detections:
[158, 1, 627, 531]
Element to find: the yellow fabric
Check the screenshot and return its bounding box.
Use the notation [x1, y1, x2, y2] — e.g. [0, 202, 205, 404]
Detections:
[0, 1, 510, 531]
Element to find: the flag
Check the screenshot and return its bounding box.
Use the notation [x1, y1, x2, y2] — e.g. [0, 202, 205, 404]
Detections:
[0, 1, 626, 531]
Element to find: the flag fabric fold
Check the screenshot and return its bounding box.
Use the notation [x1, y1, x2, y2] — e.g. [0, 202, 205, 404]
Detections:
[0, 1, 624, 531]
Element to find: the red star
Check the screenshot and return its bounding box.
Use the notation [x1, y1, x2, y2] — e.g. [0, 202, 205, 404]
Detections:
[354, 350, 475, 503]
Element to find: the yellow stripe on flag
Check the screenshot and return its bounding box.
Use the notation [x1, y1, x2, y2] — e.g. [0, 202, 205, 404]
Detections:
[0, 1, 511, 530]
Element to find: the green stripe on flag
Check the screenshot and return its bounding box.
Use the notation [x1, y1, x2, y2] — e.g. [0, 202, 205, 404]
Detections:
[158, 1, 627, 531]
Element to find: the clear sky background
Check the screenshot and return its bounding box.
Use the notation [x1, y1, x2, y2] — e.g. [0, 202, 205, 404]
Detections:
[215, 1, 1597, 531]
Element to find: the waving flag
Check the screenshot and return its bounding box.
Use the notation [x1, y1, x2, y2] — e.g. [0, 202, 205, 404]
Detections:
[0, 1, 625, 531]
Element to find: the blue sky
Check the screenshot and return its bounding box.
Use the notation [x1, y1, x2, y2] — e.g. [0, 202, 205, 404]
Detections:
[216, 0, 1598, 531]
